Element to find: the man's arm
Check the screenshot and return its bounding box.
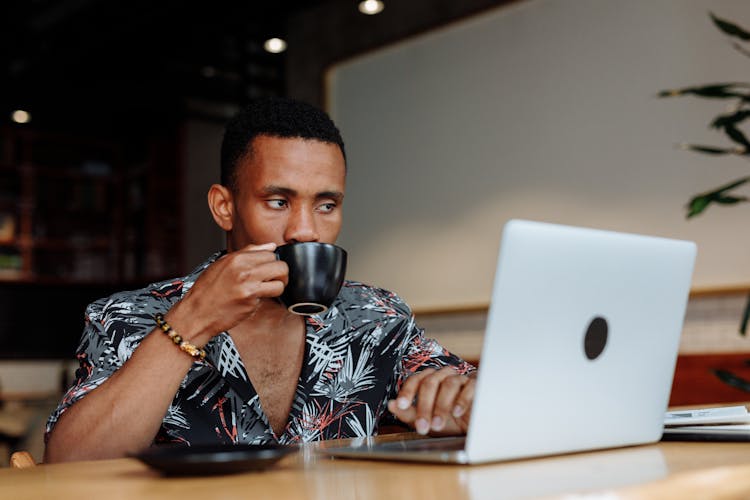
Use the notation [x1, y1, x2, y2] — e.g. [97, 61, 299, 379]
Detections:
[44, 325, 200, 462]
[44, 243, 287, 462]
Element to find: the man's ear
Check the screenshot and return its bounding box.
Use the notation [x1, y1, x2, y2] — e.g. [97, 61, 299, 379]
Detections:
[208, 184, 234, 231]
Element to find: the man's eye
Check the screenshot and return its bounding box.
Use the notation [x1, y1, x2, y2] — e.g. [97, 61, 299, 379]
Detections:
[317, 203, 336, 213]
[266, 199, 287, 209]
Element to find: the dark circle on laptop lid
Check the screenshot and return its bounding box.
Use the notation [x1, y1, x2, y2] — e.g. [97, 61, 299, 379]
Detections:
[583, 316, 608, 360]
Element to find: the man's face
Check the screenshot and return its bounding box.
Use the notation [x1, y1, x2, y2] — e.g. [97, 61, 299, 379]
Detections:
[226, 135, 346, 251]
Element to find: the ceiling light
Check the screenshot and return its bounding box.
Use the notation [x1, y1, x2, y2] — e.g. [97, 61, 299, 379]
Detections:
[263, 38, 287, 54]
[358, 0, 384, 15]
[11, 110, 31, 124]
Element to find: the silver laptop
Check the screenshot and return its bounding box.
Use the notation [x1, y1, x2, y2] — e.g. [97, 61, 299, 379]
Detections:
[320, 219, 696, 464]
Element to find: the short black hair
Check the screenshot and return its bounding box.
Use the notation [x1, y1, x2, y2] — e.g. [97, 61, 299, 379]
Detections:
[220, 96, 346, 190]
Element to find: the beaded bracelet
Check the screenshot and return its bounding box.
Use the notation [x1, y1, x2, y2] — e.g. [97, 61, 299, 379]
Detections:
[153, 313, 206, 361]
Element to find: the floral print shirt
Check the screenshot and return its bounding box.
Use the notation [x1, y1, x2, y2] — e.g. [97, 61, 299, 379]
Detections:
[46, 252, 475, 445]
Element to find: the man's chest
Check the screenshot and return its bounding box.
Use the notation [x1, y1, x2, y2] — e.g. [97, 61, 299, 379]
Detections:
[165, 313, 405, 442]
[231, 326, 307, 434]
[242, 343, 304, 401]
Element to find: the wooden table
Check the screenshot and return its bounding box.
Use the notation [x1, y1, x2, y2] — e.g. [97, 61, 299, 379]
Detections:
[3, 433, 750, 500]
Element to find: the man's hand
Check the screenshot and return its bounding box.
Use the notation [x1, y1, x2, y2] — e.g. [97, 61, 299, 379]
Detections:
[168, 243, 289, 345]
[387, 367, 476, 436]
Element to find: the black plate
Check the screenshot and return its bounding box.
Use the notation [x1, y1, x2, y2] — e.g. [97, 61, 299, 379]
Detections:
[134, 443, 296, 476]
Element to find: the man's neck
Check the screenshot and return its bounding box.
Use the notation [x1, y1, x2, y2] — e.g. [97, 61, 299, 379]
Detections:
[233, 298, 304, 340]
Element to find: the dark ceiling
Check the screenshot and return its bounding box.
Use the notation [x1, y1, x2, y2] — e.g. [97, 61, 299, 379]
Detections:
[2, 0, 513, 135]
[1, 0, 324, 133]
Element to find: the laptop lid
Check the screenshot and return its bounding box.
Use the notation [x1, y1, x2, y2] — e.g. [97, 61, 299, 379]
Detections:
[464, 219, 696, 463]
[320, 219, 696, 464]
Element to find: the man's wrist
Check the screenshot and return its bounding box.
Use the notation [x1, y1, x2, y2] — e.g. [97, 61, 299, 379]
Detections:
[163, 305, 213, 348]
[153, 313, 207, 360]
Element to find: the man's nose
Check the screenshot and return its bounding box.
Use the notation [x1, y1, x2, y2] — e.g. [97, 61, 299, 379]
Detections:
[284, 207, 320, 243]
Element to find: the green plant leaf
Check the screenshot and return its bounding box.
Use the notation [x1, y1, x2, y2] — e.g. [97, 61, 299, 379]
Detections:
[686, 177, 750, 218]
[711, 110, 750, 129]
[705, 107, 750, 150]
[657, 83, 748, 99]
[710, 12, 750, 41]
[681, 144, 736, 155]
[712, 369, 750, 392]
[715, 176, 750, 192]
[740, 293, 750, 336]
[715, 194, 749, 205]
[724, 124, 750, 149]
[687, 195, 712, 217]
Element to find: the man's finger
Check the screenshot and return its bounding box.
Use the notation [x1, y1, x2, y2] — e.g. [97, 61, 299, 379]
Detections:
[387, 399, 416, 423]
[251, 279, 286, 298]
[413, 368, 461, 434]
[451, 379, 476, 423]
[236, 259, 289, 287]
[392, 369, 433, 412]
[432, 375, 471, 432]
[243, 242, 277, 252]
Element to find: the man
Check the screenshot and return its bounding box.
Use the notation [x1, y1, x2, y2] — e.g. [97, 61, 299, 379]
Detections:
[44, 97, 475, 462]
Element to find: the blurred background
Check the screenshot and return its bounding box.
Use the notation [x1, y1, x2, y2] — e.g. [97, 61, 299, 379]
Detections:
[0, 0, 510, 462]
[0, 0, 507, 360]
[1, 0, 749, 464]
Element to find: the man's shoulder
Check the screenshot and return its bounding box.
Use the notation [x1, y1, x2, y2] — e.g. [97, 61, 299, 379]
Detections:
[86, 253, 220, 320]
[336, 280, 414, 319]
[101, 276, 190, 302]
[85, 276, 188, 321]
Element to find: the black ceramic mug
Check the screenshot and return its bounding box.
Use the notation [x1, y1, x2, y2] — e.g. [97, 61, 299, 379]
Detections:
[274, 242, 347, 315]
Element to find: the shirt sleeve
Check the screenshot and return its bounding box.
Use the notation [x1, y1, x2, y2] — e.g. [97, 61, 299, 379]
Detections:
[377, 311, 476, 430]
[398, 314, 476, 383]
[374, 289, 477, 399]
[45, 297, 148, 440]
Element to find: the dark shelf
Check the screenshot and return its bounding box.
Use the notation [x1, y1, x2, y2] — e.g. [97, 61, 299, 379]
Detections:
[0, 124, 184, 358]
[0, 125, 184, 288]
